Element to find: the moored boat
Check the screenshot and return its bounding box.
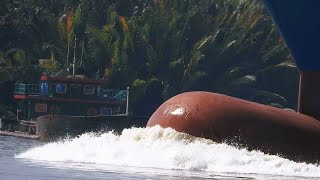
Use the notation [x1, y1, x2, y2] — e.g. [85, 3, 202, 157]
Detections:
[1, 74, 132, 140]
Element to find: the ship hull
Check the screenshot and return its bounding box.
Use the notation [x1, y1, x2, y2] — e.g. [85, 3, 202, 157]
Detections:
[147, 92, 320, 163]
[36, 115, 131, 140]
[262, 0, 320, 71]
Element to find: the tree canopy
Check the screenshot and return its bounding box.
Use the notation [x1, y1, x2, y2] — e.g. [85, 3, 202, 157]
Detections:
[0, 0, 298, 115]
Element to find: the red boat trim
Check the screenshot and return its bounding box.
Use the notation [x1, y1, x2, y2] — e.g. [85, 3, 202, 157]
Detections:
[14, 95, 125, 105]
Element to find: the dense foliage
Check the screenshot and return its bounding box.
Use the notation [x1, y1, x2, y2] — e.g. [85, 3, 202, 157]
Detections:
[0, 0, 298, 116]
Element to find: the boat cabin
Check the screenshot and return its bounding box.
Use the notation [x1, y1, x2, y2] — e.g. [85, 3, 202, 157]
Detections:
[14, 75, 129, 121]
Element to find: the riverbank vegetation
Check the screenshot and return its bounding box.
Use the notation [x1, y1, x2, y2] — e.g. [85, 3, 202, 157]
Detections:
[0, 0, 298, 116]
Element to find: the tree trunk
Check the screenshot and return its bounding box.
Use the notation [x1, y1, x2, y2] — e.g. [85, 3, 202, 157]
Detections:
[66, 44, 70, 69]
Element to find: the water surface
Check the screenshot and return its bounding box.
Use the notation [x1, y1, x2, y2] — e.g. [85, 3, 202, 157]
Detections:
[1, 126, 320, 179]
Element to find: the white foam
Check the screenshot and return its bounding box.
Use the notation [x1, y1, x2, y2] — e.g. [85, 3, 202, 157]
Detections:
[16, 126, 320, 177]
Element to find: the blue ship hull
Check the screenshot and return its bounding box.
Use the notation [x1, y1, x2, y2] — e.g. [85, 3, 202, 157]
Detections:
[262, 0, 320, 71]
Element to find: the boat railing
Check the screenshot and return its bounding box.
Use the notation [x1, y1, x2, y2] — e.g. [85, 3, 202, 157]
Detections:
[14, 83, 48, 96]
[14, 83, 128, 101]
[101, 89, 127, 101]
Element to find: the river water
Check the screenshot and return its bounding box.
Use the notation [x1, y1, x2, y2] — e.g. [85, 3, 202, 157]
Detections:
[0, 126, 320, 180]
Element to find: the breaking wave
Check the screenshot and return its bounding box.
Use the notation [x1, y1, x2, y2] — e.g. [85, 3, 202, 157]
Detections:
[16, 125, 320, 178]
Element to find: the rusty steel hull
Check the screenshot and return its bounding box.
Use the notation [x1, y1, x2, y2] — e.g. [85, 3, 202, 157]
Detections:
[147, 92, 320, 163]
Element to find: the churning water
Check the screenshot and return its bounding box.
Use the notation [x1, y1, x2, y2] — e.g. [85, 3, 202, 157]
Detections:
[1, 126, 320, 179]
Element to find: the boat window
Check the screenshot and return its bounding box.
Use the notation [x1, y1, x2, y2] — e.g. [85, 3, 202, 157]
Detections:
[56, 83, 67, 93]
[35, 103, 47, 112]
[84, 85, 95, 95]
[40, 82, 49, 94]
[101, 107, 112, 115]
